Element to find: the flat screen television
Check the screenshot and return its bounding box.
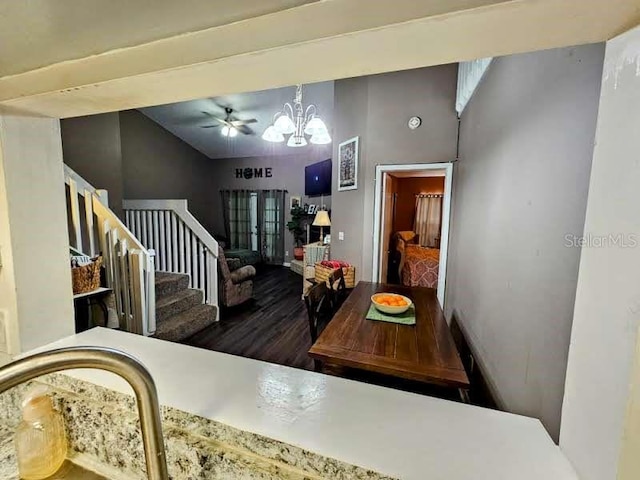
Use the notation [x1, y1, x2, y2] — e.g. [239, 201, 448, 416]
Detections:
[305, 159, 332, 196]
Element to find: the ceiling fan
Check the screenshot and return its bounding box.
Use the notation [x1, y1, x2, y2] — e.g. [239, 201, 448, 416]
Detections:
[199, 107, 257, 137]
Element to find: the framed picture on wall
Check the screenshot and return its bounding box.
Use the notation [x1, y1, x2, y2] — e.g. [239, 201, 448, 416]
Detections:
[338, 136, 359, 191]
[290, 196, 301, 210]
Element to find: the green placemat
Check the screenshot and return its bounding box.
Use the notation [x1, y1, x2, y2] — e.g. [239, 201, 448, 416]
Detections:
[366, 304, 416, 325]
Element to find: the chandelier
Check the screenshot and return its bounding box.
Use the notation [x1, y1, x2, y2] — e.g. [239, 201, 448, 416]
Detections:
[262, 84, 331, 147]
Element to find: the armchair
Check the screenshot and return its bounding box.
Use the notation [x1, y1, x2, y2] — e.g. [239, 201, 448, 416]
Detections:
[218, 246, 256, 307]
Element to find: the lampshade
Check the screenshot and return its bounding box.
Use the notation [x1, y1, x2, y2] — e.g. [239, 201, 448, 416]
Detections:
[310, 131, 332, 145]
[262, 125, 285, 143]
[304, 117, 328, 135]
[312, 210, 331, 227]
[273, 114, 296, 135]
[287, 135, 307, 148]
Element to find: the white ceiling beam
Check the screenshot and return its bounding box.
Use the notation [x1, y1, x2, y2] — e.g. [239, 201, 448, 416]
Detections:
[1, 0, 638, 118]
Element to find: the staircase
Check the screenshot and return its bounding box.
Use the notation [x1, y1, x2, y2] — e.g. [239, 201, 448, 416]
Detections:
[153, 272, 217, 342]
[64, 166, 220, 338]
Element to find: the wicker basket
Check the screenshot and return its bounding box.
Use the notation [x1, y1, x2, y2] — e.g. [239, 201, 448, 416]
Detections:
[71, 256, 103, 295]
[314, 263, 356, 289]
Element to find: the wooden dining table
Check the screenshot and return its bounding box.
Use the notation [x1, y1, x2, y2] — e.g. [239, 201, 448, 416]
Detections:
[309, 282, 470, 391]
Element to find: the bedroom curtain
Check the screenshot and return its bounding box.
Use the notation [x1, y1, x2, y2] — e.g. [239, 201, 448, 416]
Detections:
[414, 195, 443, 248]
[258, 190, 286, 265]
[221, 190, 253, 250]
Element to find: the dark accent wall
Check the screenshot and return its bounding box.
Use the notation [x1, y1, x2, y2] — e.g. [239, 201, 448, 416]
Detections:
[119, 110, 213, 234]
[392, 177, 444, 233]
[207, 148, 332, 261]
[331, 65, 459, 278]
[61, 113, 123, 217]
[445, 44, 605, 441]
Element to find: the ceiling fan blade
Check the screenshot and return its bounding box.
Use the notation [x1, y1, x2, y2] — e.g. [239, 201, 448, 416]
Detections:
[237, 125, 255, 135]
[231, 118, 258, 126]
[200, 124, 219, 129]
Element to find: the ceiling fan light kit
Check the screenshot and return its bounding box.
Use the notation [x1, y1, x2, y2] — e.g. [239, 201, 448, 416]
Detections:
[262, 84, 331, 147]
[197, 106, 257, 138]
[221, 125, 238, 137]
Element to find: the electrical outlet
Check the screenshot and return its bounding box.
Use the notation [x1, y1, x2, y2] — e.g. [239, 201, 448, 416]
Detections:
[338, 232, 345, 241]
[285, 251, 289, 257]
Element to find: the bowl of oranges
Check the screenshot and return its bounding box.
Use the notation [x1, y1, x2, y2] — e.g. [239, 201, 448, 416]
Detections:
[371, 293, 413, 315]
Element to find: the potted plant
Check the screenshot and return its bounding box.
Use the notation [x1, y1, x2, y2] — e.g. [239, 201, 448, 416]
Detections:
[287, 205, 306, 260]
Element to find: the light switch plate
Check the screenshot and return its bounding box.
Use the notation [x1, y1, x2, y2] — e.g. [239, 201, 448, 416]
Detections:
[338, 232, 345, 241]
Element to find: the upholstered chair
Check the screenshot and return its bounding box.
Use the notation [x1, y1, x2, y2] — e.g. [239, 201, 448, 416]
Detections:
[218, 246, 256, 307]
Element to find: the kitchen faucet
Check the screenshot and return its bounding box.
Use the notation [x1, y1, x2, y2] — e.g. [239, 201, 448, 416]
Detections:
[0, 346, 169, 480]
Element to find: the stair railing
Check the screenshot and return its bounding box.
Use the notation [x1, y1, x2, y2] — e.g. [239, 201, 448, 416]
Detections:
[122, 199, 219, 317]
[64, 165, 156, 336]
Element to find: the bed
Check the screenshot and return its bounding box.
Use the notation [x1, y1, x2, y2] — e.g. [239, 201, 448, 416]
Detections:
[394, 232, 440, 288]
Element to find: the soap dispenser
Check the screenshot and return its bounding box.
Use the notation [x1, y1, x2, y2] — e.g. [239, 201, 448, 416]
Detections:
[15, 386, 67, 479]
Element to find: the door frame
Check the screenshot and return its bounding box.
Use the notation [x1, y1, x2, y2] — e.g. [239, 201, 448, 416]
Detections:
[372, 162, 454, 308]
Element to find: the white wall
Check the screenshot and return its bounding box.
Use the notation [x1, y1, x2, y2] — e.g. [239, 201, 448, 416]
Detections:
[0, 115, 75, 360]
[446, 44, 605, 442]
[560, 25, 640, 480]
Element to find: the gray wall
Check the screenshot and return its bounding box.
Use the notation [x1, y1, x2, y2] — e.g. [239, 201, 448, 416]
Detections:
[207, 148, 332, 260]
[61, 113, 123, 217]
[119, 110, 213, 233]
[331, 65, 459, 279]
[446, 44, 605, 441]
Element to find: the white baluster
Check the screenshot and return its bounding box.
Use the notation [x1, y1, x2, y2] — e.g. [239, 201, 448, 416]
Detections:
[129, 250, 145, 335]
[133, 210, 140, 240]
[84, 190, 95, 256]
[198, 240, 205, 294]
[185, 229, 192, 286]
[164, 210, 172, 271]
[68, 179, 83, 251]
[141, 210, 148, 250]
[153, 210, 160, 271]
[159, 211, 166, 271]
[178, 221, 185, 273]
[171, 212, 179, 273]
[146, 256, 156, 335]
[191, 233, 198, 289]
[119, 239, 132, 332]
[148, 211, 155, 254]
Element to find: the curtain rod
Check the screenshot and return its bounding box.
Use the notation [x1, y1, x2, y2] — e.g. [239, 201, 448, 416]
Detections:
[415, 193, 443, 198]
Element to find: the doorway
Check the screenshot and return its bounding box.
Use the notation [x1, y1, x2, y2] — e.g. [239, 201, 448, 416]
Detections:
[372, 163, 453, 307]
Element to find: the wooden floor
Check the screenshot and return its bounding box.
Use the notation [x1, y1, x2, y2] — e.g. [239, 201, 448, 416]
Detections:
[184, 266, 315, 371]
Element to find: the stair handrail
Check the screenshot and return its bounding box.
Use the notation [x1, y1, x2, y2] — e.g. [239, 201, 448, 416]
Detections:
[122, 199, 219, 314]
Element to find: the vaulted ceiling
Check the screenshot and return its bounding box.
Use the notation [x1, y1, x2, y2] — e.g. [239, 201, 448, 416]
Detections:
[140, 81, 334, 159]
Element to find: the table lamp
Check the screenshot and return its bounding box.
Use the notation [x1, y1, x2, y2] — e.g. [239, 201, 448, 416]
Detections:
[312, 209, 331, 243]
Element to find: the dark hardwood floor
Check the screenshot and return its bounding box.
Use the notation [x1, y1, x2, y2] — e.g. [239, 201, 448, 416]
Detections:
[184, 266, 315, 370]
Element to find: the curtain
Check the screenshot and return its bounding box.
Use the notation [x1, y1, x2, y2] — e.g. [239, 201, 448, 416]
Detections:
[414, 195, 443, 248]
[221, 190, 252, 249]
[258, 190, 286, 264]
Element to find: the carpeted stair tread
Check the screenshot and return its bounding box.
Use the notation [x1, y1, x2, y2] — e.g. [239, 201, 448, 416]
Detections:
[155, 272, 190, 299]
[156, 288, 203, 324]
[152, 304, 217, 343]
